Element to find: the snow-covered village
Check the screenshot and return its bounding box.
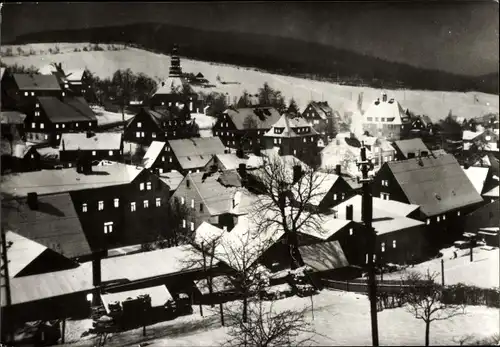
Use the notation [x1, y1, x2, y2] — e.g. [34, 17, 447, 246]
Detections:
[0, 3, 499, 347]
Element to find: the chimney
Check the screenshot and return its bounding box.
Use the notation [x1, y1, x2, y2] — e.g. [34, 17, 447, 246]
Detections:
[27, 192, 38, 210]
[346, 204, 353, 220]
[92, 256, 101, 287]
[382, 93, 388, 102]
[407, 152, 416, 159]
[238, 163, 247, 179]
[293, 165, 302, 183]
[335, 164, 341, 176]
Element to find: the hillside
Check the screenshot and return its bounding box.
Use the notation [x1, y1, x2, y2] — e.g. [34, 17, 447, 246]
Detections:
[5, 22, 498, 94]
[2, 43, 499, 131]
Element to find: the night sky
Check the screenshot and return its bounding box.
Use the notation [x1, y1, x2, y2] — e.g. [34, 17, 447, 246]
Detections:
[2, 2, 498, 76]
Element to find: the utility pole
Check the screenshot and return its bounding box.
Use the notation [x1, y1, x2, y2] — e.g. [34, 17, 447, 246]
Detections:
[1, 229, 12, 343]
[357, 142, 379, 347]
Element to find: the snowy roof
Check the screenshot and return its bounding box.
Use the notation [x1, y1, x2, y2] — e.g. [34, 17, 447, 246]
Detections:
[224, 107, 281, 130]
[483, 185, 499, 198]
[158, 170, 184, 191]
[142, 141, 166, 169]
[463, 130, 483, 141]
[393, 138, 430, 159]
[230, 189, 259, 215]
[473, 155, 492, 167]
[2, 231, 47, 278]
[306, 101, 335, 120]
[299, 241, 349, 272]
[264, 114, 317, 138]
[363, 94, 407, 125]
[374, 217, 425, 235]
[59, 132, 122, 152]
[168, 137, 226, 170]
[65, 69, 85, 81]
[38, 96, 96, 123]
[154, 76, 185, 95]
[1, 111, 27, 124]
[320, 138, 373, 176]
[462, 166, 490, 195]
[216, 153, 248, 170]
[101, 285, 172, 314]
[13, 73, 61, 91]
[299, 214, 351, 240]
[292, 171, 342, 206]
[2, 162, 144, 197]
[195, 276, 235, 295]
[386, 154, 484, 217]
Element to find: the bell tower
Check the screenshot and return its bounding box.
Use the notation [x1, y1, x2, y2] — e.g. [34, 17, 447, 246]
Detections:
[169, 44, 183, 78]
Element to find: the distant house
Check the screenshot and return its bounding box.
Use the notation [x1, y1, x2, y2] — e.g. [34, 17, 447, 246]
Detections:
[64, 68, 92, 97]
[2, 162, 172, 254]
[371, 139, 397, 167]
[1, 110, 27, 141]
[1, 231, 79, 278]
[463, 128, 499, 153]
[463, 200, 499, 245]
[292, 170, 354, 211]
[24, 96, 97, 145]
[171, 170, 243, 233]
[1, 141, 41, 173]
[372, 154, 484, 246]
[301, 101, 340, 140]
[150, 78, 202, 113]
[410, 115, 432, 133]
[320, 136, 373, 177]
[1, 73, 62, 112]
[213, 107, 281, 152]
[123, 107, 196, 145]
[362, 92, 411, 141]
[392, 138, 431, 161]
[164, 137, 226, 175]
[59, 132, 123, 164]
[263, 114, 320, 167]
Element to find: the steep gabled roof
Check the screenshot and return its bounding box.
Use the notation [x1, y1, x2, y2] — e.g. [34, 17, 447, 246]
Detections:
[386, 154, 483, 216]
[292, 171, 342, 206]
[363, 94, 407, 125]
[393, 138, 431, 159]
[462, 166, 490, 195]
[299, 241, 349, 272]
[126, 107, 170, 129]
[153, 77, 185, 96]
[13, 73, 61, 91]
[264, 114, 317, 138]
[224, 107, 281, 130]
[308, 101, 335, 120]
[216, 153, 248, 170]
[59, 132, 122, 152]
[38, 96, 96, 123]
[142, 141, 166, 169]
[168, 137, 225, 170]
[1, 193, 91, 259]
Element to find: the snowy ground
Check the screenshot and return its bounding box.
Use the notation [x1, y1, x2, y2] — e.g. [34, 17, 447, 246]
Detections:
[3, 43, 498, 125]
[60, 290, 498, 347]
[382, 247, 499, 289]
[90, 106, 135, 126]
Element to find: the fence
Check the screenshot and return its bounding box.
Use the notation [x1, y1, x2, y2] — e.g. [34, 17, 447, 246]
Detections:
[442, 284, 500, 308]
[321, 278, 432, 295]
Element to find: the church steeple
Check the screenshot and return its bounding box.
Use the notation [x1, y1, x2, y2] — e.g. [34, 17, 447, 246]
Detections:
[169, 44, 183, 78]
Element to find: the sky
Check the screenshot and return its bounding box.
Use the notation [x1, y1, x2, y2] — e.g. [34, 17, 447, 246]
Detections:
[1, 2, 498, 76]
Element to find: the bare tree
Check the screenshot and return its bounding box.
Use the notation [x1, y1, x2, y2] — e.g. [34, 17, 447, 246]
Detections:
[111, 69, 137, 126]
[401, 270, 466, 346]
[223, 298, 316, 347]
[248, 154, 333, 269]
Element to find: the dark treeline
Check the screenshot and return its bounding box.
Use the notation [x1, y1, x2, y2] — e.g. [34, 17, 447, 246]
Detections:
[7, 23, 498, 95]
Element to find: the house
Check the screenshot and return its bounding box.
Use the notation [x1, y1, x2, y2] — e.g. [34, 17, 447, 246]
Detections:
[298, 241, 357, 280]
[170, 170, 243, 233]
[1, 162, 172, 255]
[24, 96, 97, 145]
[463, 200, 499, 243]
[59, 132, 123, 164]
[292, 169, 354, 211]
[371, 139, 397, 167]
[320, 135, 373, 177]
[123, 107, 194, 145]
[209, 153, 249, 171]
[213, 107, 281, 152]
[1, 111, 27, 142]
[263, 114, 321, 167]
[163, 137, 226, 175]
[463, 128, 499, 153]
[1, 231, 78, 278]
[301, 101, 340, 140]
[1, 73, 62, 112]
[362, 92, 411, 141]
[409, 115, 432, 133]
[64, 68, 92, 97]
[1, 141, 41, 173]
[372, 153, 484, 245]
[1, 192, 92, 262]
[462, 166, 498, 199]
[392, 138, 431, 161]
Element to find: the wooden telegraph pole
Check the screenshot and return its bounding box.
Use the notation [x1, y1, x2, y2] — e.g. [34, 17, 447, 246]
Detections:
[357, 142, 379, 346]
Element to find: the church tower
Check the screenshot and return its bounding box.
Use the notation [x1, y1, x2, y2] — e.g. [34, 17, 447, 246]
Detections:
[169, 44, 183, 78]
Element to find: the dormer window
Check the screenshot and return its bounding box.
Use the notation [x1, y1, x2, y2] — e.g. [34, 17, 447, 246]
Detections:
[137, 122, 142, 128]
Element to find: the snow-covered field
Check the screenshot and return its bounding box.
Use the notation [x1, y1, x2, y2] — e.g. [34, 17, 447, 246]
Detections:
[61, 290, 499, 347]
[89, 105, 134, 126]
[383, 247, 499, 289]
[2, 43, 498, 126]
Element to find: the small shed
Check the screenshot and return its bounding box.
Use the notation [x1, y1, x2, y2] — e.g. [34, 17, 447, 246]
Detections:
[100, 285, 173, 315]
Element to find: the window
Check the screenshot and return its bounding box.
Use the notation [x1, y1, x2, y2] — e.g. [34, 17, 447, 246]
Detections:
[152, 132, 156, 138]
[156, 198, 161, 207]
[32, 122, 36, 128]
[392, 240, 397, 248]
[31, 154, 35, 159]
[24, 92, 28, 96]
[92, 151, 96, 156]
[75, 123, 79, 128]
[143, 200, 149, 208]
[375, 118, 379, 122]
[169, 157, 173, 163]
[223, 226, 228, 232]
[104, 222, 114, 234]
[98, 201, 104, 211]
[349, 228, 353, 236]
[114, 198, 119, 208]
[381, 242, 385, 252]
[303, 138, 306, 143]
[437, 216, 441, 222]
[381, 118, 385, 122]
[200, 203, 204, 212]
[89, 122, 92, 127]
[162, 156, 165, 162]
[457, 211, 461, 216]
[56, 124, 60, 129]
[62, 124, 65, 129]
[380, 192, 390, 200]
[108, 150, 113, 156]
[381, 180, 389, 187]
[35, 111, 40, 117]
[62, 92, 65, 97]
[190, 222, 195, 231]
[186, 179, 190, 188]
[137, 122, 142, 128]
[333, 193, 337, 200]
[140, 183, 145, 190]
[131, 202, 136, 211]
[181, 197, 185, 205]
[182, 219, 186, 228]
[367, 117, 373, 121]
[45, 135, 48, 140]
[141, 132, 145, 137]
[366, 253, 369, 264]
[146, 182, 152, 190]
[443, 215, 446, 221]
[82, 203, 88, 212]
